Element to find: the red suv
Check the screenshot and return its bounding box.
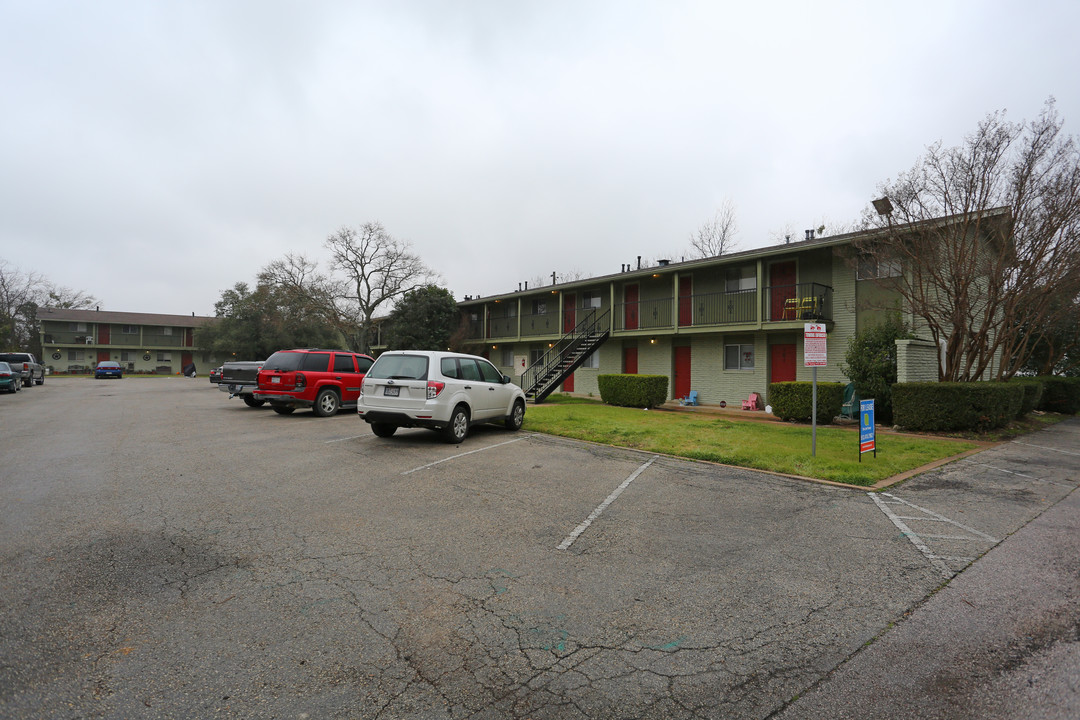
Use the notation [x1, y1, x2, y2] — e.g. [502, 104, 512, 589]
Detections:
[253, 349, 374, 416]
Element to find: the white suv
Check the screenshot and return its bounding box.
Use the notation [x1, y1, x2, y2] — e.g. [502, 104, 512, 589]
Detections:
[357, 351, 526, 443]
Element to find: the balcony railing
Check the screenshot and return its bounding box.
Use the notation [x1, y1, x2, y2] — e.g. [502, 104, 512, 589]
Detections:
[466, 283, 833, 341]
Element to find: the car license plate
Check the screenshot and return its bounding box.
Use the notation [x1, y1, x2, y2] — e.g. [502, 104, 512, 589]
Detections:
[271, 376, 280, 383]
[383, 386, 400, 397]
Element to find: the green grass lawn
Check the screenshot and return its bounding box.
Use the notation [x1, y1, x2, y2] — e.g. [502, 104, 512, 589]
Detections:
[523, 398, 980, 486]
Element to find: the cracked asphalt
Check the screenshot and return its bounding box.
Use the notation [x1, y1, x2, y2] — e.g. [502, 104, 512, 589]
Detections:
[1, 378, 1076, 719]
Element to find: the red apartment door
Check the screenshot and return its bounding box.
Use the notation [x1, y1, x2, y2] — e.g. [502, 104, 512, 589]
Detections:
[564, 293, 576, 333]
[623, 347, 638, 374]
[770, 261, 797, 320]
[97, 351, 110, 363]
[678, 276, 693, 327]
[624, 285, 639, 330]
[674, 346, 691, 399]
[563, 373, 574, 392]
[770, 344, 796, 383]
[97, 324, 111, 344]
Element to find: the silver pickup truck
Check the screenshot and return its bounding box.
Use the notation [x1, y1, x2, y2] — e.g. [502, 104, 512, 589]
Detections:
[0, 352, 45, 388]
[218, 361, 265, 407]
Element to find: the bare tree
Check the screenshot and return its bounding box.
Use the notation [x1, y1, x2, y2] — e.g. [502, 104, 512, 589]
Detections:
[689, 200, 739, 258]
[259, 223, 438, 354]
[325, 222, 438, 353]
[0, 259, 96, 350]
[860, 99, 1080, 381]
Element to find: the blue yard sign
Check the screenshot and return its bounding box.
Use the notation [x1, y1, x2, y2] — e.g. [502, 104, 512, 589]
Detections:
[859, 398, 876, 460]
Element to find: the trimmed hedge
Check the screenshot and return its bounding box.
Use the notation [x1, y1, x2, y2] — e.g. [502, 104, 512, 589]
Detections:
[1011, 378, 1045, 418]
[893, 382, 1025, 432]
[597, 374, 669, 408]
[768, 382, 844, 424]
[1038, 376, 1080, 414]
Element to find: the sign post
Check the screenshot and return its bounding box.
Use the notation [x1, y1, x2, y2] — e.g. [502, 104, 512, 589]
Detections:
[859, 398, 877, 461]
[804, 323, 827, 456]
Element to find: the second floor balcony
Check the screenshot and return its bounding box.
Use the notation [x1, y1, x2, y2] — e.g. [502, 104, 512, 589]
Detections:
[465, 283, 833, 341]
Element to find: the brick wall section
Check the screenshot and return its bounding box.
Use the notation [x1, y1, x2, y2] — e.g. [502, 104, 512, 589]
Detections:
[896, 338, 940, 383]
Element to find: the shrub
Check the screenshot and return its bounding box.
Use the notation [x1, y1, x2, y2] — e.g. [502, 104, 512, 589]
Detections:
[768, 382, 844, 424]
[893, 382, 1025, 432]
[1010, 377, 1045, 418]
[841, 316, 914, 425]
[597, 374, 669, 408]
[1038, 376, 1080, 414]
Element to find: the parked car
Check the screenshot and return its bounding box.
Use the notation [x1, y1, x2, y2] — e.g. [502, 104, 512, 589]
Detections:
[209, 366, 223, 383]
[357, 350, 526, 443]
[253, 349, 374, 416]
[0, 352, 44, 387]
[0, 361, 20, 393]
[218, 361, 265, 407]
[94, 361, 124, 379]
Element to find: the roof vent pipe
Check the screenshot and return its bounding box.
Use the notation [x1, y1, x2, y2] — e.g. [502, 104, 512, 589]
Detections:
[524, 281, 528, 290]
[637, 255, 642, 270]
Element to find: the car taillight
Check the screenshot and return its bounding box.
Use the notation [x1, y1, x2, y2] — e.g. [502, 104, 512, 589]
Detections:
[427, 381, 445, 399]
[294, 372, 306, 389]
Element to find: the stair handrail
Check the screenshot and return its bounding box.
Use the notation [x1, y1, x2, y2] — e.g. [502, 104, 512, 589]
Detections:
[521, 309, 609, 397]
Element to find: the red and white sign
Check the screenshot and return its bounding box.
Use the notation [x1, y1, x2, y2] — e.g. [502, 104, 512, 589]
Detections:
[804, 323, 827, 367]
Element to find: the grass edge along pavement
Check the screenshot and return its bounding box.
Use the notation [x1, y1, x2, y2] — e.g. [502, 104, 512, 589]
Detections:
[523, 398, 982, 487]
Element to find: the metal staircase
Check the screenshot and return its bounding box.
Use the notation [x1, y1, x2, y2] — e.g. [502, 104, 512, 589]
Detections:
[521, 309, 610, 403]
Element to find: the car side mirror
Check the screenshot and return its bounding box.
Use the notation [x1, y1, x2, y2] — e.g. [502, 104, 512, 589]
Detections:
[501, 374, 511, 384]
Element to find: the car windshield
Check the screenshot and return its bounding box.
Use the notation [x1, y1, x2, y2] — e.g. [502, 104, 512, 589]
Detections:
[99, 362, 119, 368]
[367, 354, 429, 380]
[262, 352, 304, 372]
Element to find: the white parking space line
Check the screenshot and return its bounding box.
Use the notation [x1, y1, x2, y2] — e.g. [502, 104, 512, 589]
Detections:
[870, 493, 954, 579]
[960, 458, 1040, 480]
[1011, 441, 1080, 457]
[324, 434, 370, 444]
[400, 436, 528, 475]
[883, 493, 998, 542]
[556, 456, 657, 551]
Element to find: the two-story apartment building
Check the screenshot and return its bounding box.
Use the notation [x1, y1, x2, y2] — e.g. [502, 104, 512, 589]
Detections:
[457, 221, 944, 406]
[37, 307, 227, 374]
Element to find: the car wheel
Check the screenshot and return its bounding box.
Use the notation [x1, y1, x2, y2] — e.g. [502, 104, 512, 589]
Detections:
[271, 403, 295, 415]
[443, 405, 469, 444]
[36, 376, 44, 385]
[243, 396, 265, 408]
[313, 388, 340, 417]
[371, 422, 397, 438]
[505, 399, 525, 431]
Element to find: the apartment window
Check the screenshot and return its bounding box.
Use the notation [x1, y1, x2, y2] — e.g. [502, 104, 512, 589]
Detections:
[68, 322, 87, 332]
[582, 291, 602, 309]
[724, 344, 755, 370]
[68, 350, 85, 361]
[121, 351, 135, 362]
[857, 255, 901, 280]
[531, 299, 547, 315]
[501, 348, 514, 366]
[725, 266, 756, 292]
[582, 351, 600, 369]
[157, 352, 172, 362]
[161, 326, 173, 336]
[122, 325, 138, 334]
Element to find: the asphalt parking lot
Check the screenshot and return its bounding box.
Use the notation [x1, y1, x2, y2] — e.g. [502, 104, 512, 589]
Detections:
[1, 378, 1077, 719]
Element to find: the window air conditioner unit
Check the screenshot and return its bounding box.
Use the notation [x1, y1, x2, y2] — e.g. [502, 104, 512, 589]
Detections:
[85, 336, 94, 344]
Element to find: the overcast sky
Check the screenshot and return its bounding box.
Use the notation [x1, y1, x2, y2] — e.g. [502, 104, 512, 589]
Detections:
[3, 1, 1078, 316]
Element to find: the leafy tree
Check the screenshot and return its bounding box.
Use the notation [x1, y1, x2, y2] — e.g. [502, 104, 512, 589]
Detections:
[842, 315, 914, 424]
[1016, 289, 1080, 376]
[195, 281, 340, 360]
[386, 285, 461, 351]
[861, 99, 1080, 381]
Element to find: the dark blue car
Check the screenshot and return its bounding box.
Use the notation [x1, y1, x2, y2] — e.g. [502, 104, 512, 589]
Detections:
[94, 361, 124, 379]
